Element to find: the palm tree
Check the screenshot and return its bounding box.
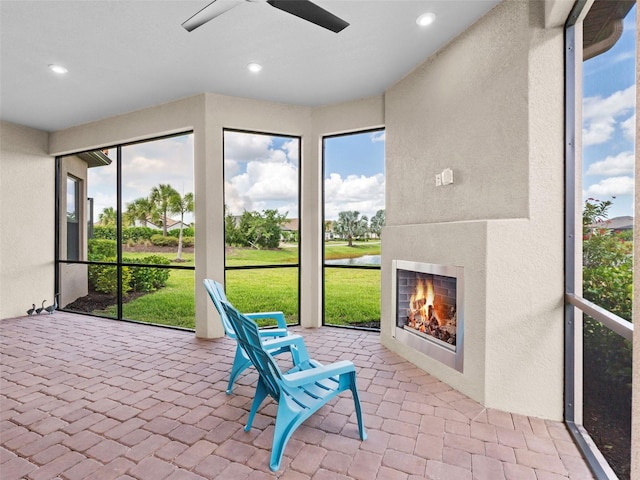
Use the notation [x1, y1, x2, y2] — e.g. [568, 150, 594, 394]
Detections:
[333, 210, 367, 247]
[125, 197, 155, 227]
[150, 184, 179, 236]
[370, 209, 385, 238]
[169, 192, 194, 261]
[98, 207, 117, 226]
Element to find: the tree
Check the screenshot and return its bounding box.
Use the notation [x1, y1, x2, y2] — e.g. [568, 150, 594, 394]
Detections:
[224, 206, 241, 246]
[98, 207, 117, 226]
[370, 209, 385, 238]
[169, 191, 194, 261]
[236, 209, 286, 249]
[125, 197, 155, 227]
[333, 210, 367, 247]
[150, 184, 179, 237]
[581, 198, 632, 394]
[582, 198, 632, 319]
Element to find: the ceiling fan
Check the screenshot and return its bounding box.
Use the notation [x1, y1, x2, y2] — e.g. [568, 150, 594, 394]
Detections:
[182, 0, 349, 33]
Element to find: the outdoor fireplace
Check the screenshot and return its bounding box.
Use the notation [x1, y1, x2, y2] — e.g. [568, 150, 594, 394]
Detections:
[392, 260, 464, 372]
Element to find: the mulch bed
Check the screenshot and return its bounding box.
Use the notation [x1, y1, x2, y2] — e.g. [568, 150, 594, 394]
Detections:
[64, 290, 147, 313]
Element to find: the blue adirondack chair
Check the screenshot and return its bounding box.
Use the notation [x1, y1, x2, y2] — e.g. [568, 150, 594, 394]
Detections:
[204, 279, 307, 394]
[222, 301, 367, 471]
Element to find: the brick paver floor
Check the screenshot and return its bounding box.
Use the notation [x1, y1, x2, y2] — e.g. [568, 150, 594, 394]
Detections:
[1, 312, 594, 479]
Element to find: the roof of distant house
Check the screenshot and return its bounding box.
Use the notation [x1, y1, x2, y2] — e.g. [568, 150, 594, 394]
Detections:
[594, 216, 634, 230]
[282, 219, 299, 231]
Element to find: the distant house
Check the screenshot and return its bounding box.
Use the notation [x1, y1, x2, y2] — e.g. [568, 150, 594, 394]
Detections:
[281, 218, 299, 242]
[594, 216, 634, 233]
[324, 221, 335, 240]
[133, 216, 189, 232]
[281, 218, 299, 233]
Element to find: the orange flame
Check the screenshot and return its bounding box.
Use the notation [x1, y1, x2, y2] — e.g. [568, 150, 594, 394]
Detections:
[410, 278, 434, 308]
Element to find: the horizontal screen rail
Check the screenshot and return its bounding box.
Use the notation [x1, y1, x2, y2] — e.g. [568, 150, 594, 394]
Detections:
[323, 265, 381, 270]
[57, 260, 195, 270]
[565, 293, 633, 341]
[225, 264, 299, 270]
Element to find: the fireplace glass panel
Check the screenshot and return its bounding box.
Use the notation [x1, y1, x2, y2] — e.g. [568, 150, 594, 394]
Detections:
[396, 269, 458, 351]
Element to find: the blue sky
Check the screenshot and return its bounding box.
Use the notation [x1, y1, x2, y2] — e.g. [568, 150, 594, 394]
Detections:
[582, 5, 636, 219]
[323, 130, 385, 220]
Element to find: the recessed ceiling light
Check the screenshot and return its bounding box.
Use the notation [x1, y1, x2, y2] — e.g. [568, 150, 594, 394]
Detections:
[48, 64, 68, 74]
[416, 12, 436, 27]
[247, 63, 262, 73]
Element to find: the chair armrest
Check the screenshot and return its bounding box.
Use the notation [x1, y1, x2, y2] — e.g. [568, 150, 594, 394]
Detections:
[245, 311, 287, 329]
[258, 328, 288, 338]
[262, 335, 311, 364]
[282, 360, 355, 388]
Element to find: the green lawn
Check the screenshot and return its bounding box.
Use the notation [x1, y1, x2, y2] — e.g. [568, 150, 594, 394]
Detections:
[95, 268, 196, 329]
[324, 268, 380, 326]
[96, 242, 380, 329]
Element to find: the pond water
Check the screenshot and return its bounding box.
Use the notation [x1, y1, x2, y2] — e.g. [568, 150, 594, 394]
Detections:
[325, 254, 381, 266]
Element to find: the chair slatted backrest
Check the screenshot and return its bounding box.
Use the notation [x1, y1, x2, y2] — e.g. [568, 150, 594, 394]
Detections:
[203, 279, 237, 338]
[222, 302, 283, 399]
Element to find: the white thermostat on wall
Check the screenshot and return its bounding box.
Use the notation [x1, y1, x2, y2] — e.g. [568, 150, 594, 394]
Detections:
[442, 168, 454, 185]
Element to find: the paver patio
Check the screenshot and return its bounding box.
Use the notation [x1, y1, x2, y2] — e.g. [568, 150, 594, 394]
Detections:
[1, 312, 593, 479]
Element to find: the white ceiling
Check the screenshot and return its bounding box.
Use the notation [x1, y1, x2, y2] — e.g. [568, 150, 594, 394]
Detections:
[0, 0, 500, 132]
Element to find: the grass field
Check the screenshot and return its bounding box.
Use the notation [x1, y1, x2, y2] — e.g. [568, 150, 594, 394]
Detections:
[93, 242, 380, 329]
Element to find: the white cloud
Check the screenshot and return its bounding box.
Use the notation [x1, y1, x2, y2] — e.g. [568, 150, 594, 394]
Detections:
[224, 131, 272, 162]
[282, 139, 299, 165]
[223, 132, 301, 216]
[91, 191, 117, 218]
[224, 159, 241, 178]
[324, 173, 385, 220]
[586, 151, 635, 176]
[582, 118, 616, 146]
[612, 51, 636, 64]
[621, 114, 636, 142]
[370, 131, 385, 143]
[225, 160, 298, 216]
[582, 85, 635, 146]
[586, 176, 635, 197]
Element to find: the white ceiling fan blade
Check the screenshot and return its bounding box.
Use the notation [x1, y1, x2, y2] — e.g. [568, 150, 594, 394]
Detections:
[182, 0, 244, 32]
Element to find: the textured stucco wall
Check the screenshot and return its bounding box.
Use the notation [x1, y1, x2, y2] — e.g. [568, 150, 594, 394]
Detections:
[382, 0, 565, 419]
[0, 121, 55, 319]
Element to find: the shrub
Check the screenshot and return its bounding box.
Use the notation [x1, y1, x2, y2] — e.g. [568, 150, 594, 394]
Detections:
[181, 236, 194, 247]
[88, 239, 117, 260]
[124, 255, 171, 292]
[123, 227, 156, 243]
[93, 226, 117, 241]
[92, 226, 158, 243]
[168, 227, 195, 238]
[150, 234, 179, 247]
[88, 260, 131, 295]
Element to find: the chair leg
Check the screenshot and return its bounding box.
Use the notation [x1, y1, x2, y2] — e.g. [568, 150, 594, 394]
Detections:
[245, 379, 269, 432]
[227, 347, 252, 394]
[349, 374, 367, 441]
[269, 402, 301, 472]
